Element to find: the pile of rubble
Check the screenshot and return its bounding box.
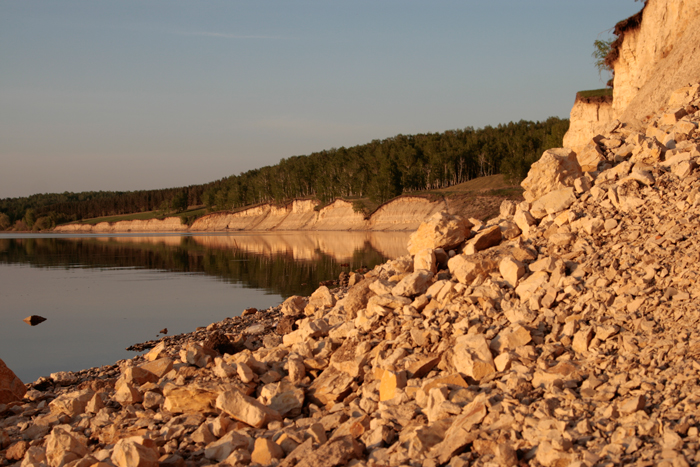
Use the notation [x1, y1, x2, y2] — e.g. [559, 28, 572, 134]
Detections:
[2, 83, 700, 467]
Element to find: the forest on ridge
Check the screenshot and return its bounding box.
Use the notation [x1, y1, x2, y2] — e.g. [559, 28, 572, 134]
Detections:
[0, 117, 568, 230]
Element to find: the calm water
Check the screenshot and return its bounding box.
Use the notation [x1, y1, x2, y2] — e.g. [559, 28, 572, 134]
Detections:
[0, 231, 409, 383]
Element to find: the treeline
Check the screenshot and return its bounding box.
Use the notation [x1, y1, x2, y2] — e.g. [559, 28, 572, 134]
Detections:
[0, 117, 568, 230]
[202, 117, 569, 211]
[0, 185, 206, 231]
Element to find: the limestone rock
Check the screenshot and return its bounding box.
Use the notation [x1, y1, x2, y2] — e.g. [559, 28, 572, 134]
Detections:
[144, 341, 166, 362]
[258, 380, 305, 418]
[407, 211, 472, 255]
[111, 437, 159, 467]
[251, 438, 284, 465]
[513, 208, 537, 236]
[577, 140, 605, 172]
[293, 435, 363, 467]
[522, 148, 582, 203]
[6, 440, 29, 461]
[413, 248, 437, 273]
[391, 270, 433, 297]
[305, 286, 336, 315]
[0, 358, 26, 404]
[448, 253, 498, 285]
[464, 225, 502, 254]
[204, 431, 251, 462]
[307, 365, 355, 407]
[452, 335, 496, 381]
[499, 257, 525, 288]
[138, 358, 173, 379]
[530, 187, 577, 219]
[45, 427, 87, 467]
[379, 369, 407, 402]
[281, 295, 307, 316]
[163, 383, 218, 414]
[216, 389, 281, 429]
[499, 199, 517, 218]
[515, 271, 549, 301]
[49, 389, 94, 417]
[343, 279, 375, 319]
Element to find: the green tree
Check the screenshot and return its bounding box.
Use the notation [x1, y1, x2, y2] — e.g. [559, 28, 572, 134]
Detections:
[593, 38, 614, 85]
[171, 191, 188, 213]
[24, 208, 36, 228]
[0, 212, 10, 230]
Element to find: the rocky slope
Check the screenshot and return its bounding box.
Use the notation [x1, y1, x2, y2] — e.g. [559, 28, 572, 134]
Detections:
[2, 84, 700, 467]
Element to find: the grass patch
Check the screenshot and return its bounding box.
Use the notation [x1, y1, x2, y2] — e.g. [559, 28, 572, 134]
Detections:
[71, 207, 207, 226]
[576, 88, 613, 99]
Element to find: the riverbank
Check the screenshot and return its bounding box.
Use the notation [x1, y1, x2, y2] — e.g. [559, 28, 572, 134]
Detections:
[53, 183, 518, 235]
[4, 83, 700, 466]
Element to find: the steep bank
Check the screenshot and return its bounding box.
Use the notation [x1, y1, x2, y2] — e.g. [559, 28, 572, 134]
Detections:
[4, 84, 700, 467]
[562, 0, 700, 151]
[54, 196, 453, 233]
[611, 0, 700, 122]
[562, 92, 614, 154]
[53, 217, 188, 233]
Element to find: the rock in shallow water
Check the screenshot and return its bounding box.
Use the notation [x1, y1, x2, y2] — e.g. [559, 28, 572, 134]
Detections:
[23, 315, 47, 326]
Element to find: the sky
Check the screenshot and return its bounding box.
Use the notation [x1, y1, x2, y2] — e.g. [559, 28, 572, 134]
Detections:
[0, 0, 644, 199]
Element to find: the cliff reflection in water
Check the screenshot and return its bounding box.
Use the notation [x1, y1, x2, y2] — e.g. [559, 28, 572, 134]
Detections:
[0, 232, 410, 297]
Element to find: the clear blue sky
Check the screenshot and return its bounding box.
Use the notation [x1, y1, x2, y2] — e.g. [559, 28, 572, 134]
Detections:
[0, 0, 642, 199]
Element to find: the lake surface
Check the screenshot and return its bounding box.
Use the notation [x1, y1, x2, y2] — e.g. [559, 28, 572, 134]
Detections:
[0, 231, 410, 383]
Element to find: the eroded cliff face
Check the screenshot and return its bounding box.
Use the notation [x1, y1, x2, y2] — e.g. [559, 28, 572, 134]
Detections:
[563, 0, 700, 151]
[562, 94, 614, 154]
[368, 196, 447, 231]
[54, 197, 447, 233]
[54, 217, 188, 233]
[612, 0, 700, 122]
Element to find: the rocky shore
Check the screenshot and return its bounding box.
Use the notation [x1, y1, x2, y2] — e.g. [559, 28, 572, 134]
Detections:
[2, 84, 700, 467]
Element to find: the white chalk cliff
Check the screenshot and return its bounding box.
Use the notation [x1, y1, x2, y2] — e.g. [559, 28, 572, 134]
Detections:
[563, 0, 700, 152]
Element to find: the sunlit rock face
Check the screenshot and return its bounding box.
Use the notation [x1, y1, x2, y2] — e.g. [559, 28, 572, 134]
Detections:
[56, 196, 447, 234]
[562, 94, 614, 155]
[562, 0, 700, 157]
[612, 0, 700, 122]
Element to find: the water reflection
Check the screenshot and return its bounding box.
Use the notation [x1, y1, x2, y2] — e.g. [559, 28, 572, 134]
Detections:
[0, 232, 410, 383]
[0, 232, 409, 297]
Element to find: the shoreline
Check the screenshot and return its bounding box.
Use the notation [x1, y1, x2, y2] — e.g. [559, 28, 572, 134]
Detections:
[3, 85, 700, 467]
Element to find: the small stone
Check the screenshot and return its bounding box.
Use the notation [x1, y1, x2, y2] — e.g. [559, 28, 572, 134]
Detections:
[499, 257, 525, 288]
[379, 370, 407, 402]
[204, 431, 251, 462]
[391, 270, 433, 297]
[216, 389, 281, 429]
[251, 438, 284, 465]
[281, 296, 307, 316]
[464, 225, 502, 254]
[414, 248, 437, 273]
[619, 395, 646, 414]
[452, 334, 496, 381]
